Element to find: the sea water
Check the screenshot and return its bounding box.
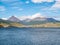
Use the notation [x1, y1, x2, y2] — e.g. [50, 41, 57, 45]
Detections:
[0, 27, 60, 45]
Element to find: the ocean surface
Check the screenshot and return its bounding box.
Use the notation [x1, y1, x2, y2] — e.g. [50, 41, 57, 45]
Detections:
[0, 27, 60, 45]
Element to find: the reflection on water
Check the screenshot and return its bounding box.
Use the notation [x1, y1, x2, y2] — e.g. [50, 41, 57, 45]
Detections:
[0, 28, 60, 45]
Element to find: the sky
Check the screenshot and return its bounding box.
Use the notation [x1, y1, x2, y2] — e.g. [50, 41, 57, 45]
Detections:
[0, 0, 60, 20]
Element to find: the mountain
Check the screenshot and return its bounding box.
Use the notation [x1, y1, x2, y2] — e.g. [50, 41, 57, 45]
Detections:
[8, 16, 20, 22]
[0, 14, 60, 28]
[0, 19, 23, 28]
[0, 19, 11, 27]
[46, 18, 58, 22]
[0, 19, 10, 24]
[0, 16, 60, 28]
[7, 14, 60, 25]
[21, 16, 60, 27]
[22, 16, 60, 25]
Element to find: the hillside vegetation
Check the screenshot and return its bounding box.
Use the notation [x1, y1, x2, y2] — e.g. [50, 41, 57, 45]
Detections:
[0, 19, 60, 28]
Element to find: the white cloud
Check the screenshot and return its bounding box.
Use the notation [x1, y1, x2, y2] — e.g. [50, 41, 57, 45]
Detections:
[31, 13, 45, 19]
[2, 18, 7, 20]
[50, 0, 60, 10]
[56, 0, 60, 2]
[51, 2, 60, 9]
[54, 18, 60, 21]
[31, 0, 54, 3]
[0, 6, 6, 11]
[19, 16, 31, 20]
[19, 13, 45, 20]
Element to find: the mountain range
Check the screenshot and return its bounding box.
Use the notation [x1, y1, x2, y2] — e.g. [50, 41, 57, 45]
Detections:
[0, 16, 60, 28]
[22, 16, 59, 25]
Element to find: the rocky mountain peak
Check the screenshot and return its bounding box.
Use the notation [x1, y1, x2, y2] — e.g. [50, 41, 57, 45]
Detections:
[8, 16, 20, 22]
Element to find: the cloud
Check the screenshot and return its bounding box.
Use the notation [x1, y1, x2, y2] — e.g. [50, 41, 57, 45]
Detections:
[19, 16, 31, 20]
[19, 13, 45, 20]
[19, 13, 60, 21]
[0, 6, 6, 11]
[54, 18, 60, 21]
[31, 13, 45, 19]
[31, 0, 54, 3]
[47, 0, 60, 16]
[2, 18, 7, 20]
[50, 0, 60, 10]
[56, 0, 60, 1]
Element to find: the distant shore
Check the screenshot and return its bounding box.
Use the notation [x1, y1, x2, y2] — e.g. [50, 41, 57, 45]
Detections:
[0, 26, 60, 29]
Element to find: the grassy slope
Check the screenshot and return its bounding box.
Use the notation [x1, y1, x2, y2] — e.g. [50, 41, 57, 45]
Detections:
[29, 22, 60, 27]
[0, 19, 23, 27]
[0, 19, 60, 28]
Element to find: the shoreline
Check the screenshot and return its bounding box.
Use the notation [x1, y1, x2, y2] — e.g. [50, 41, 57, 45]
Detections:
[0, 26, 60, 29]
